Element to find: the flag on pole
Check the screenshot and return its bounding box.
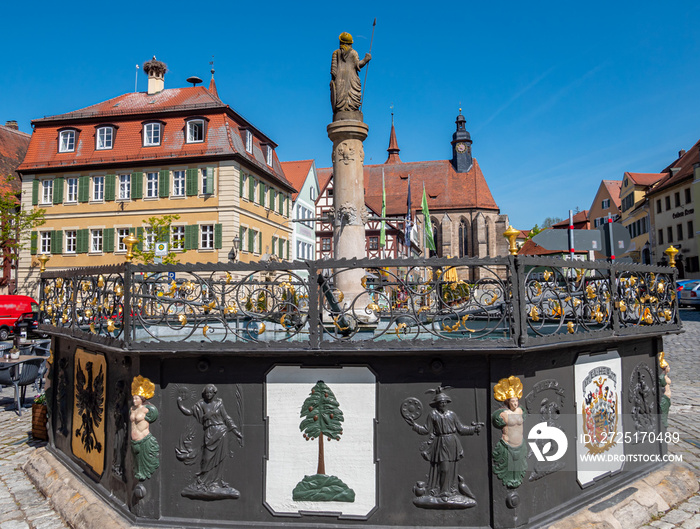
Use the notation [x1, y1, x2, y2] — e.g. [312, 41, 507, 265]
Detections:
[405, 174, 412, 248]
[422, 183, 436, 251]
[380, 169, 386, 247]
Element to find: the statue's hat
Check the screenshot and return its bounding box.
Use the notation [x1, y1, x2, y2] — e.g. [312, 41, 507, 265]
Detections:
[339, 32, 353, 44]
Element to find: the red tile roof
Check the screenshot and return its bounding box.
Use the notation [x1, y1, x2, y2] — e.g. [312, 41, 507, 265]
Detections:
[18, 87, 294, 191]
[648, 139, 700, 195]
[280, 160, 313, 200]
[551, 210, 590, 229]
[602, 180, 623, 207]
[386, 121, 401, 164]
[625, 172, 665, 187]
[0, 124, 30, 192]
[320, 158, 499, 216]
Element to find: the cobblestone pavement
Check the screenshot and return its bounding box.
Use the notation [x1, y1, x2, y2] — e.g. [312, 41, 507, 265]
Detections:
[0, 381, 69, 529]
[2, 310, 700, 529]
[640, 308, 700, 529]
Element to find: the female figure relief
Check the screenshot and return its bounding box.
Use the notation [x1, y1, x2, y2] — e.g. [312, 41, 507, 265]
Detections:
[130, 376, 160, 481]
[177, 384, 243, 500]
[492, 376, 527, 489]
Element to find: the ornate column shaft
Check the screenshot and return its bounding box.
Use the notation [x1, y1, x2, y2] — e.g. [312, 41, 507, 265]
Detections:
[327, 119, 369, 312]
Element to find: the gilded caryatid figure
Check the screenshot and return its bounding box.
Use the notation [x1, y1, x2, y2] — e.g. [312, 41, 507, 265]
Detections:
[130, 376, 160, 481]
[658, 352, 671, 428]
[330, 32, 371, 118]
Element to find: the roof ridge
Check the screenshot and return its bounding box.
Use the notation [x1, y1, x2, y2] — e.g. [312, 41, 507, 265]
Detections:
[0, 125, 30, 137]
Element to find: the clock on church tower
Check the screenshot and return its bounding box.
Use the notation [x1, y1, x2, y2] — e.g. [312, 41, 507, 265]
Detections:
[451, 110, 473, 174]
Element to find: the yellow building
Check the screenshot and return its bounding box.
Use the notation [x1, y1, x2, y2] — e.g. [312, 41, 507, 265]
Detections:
[17, 58, 294, 295]
[619, 172, 664, 264]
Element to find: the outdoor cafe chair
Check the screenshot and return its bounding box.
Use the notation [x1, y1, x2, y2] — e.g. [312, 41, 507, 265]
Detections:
[0, 357, 44, 416]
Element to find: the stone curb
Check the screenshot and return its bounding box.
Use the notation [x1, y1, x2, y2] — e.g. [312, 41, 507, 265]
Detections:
[22, 447, 145, 529]
[23, 447, 699, 529]
[546, 464, 698, 529]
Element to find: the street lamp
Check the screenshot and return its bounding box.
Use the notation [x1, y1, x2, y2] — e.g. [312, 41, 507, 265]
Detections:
[228, 236, 240, 262]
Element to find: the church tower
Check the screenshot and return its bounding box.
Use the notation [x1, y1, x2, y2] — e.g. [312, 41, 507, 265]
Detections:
[450, 110, 472, 173]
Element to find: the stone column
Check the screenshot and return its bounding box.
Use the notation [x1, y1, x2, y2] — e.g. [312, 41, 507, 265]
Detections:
[327, 119, 369, 314]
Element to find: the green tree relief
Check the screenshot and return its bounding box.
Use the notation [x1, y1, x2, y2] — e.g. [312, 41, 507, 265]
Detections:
[299, 380, 344, 475]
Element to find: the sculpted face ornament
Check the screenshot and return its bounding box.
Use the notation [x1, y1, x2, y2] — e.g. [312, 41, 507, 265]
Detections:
[335, 142, 355, 165]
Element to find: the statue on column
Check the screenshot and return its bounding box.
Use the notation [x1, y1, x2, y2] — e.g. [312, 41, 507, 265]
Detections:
[330, 32, 371, 117]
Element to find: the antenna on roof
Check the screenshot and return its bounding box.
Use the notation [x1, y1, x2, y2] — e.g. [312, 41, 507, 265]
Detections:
[187, 76, 203, 87]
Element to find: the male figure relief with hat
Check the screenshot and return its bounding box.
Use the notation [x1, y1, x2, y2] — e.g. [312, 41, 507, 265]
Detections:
[405, 386, 482, 507]
[330, 32, 371, 115]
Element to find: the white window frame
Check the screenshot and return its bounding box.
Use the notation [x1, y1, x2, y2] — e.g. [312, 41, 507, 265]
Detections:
[118, 174, 131, 200]
[90, 229, 103, 253]
[41, 180, 53, 204]
[310, 187, 317, 201]
[96, 126, 113, 150]
[146, 172, 158, 198]
[93, 176, 104, 201]
[240, 227, 248, 253]
[40, 231, 51, 254]
[245, 130, 253, 153]
[201, 168, 213, 195]
[65, 230, 77, 254]
[144, 228, 156, 251]
[200, 224, 214, 250]
[171, 226, 185, 251]
[266, 145, 273, 166]
[59, 130, 75, 153]
[66, 178, 78, 203]
[173, 170, 185, 197]
[117, 228, 130, 252]
[187, 120, 204, 143]
[144, 123, 161, 146]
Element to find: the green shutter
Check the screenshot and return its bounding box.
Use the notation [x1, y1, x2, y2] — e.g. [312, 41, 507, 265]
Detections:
[248, 229, 254, 253]
[136, 227, 144, 251]
[239, 225, 244, 246]
[215, 224, 222, 249]
[240, 174, 245, 197]
[205, 167, 215, 194]
[279, 194, 283, 215]
[30, 232, 37, 255]
[77, 229, 89, 254]
[259, 182, 265, 204]
[278, 238, 283, 258]
[258, 232, 262, 254]
[105, 174, 116, 201]
[184, 225, 194, 250]
[192, 225, 199, 250]
[249, 177, 255, 202]
[51, 230, 62, 254]
[186, 168, 198, 196]
[159, 170, 170, 198]
[78, 176, 89, 202]
[53, 178, 64, 204]
[131, 172, 143, 199]
[103, 228, 114, 253]
[32, 180, 39, 206]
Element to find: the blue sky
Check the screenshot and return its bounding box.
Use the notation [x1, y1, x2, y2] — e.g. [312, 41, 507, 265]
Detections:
[4, 1, 699, 229]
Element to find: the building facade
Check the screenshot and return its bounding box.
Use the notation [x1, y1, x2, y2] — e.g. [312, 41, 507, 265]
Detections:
[280, 160, 319, 268]
[648, 143, 699, 276]
[0, 120, 31, 294]
[588, 180, 622, 228]
[17, 59, 295, 295]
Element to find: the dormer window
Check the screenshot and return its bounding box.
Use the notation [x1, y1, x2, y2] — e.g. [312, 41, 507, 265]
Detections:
[245, 130, 253, 153]
[187, 119, 204, 143]
[266, 145, 273, 166]
[59, 130, 76, 152]
[144, 123, 161, 146]
[96, 126, 113, 150]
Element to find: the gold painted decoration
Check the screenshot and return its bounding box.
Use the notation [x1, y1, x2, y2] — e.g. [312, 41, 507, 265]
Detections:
[493, 376, 523, 402]
[97, 275, 105, 288]
[618, 300, 627, 312]
[203, 325, 210, 336]
[529, 306, 540, 321]
[72, 348, 107, 476]
[567, 322, 575, 333]
[586, 285, 596, 299]
[178, 314, 187, 326]
[132, 375, 155, 400]
[543, 269, 552, 281]
[258, 322, 266, 335]
[107, 320, 115, 332]
[534, 282, 542, 296]
[659, 352, 669, 369]
[226, 272, 232, 284]
[115, 285, 124, 297]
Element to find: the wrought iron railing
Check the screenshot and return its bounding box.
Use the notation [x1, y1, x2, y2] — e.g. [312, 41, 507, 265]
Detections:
[38, 256, 681, 350]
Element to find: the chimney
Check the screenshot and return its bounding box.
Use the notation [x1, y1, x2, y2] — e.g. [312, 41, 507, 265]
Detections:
[678, 149, 686, 158]
[143, 56, 167, 95]
[4, 120, 18, 130]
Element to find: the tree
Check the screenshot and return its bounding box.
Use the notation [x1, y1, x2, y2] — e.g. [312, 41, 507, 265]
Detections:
[299, 380, 344, 475]
[131, 214, 181, 264]
[525, 224, 542, 242]
[542, 216, 563, 229]
[0, 179, 45, 287]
